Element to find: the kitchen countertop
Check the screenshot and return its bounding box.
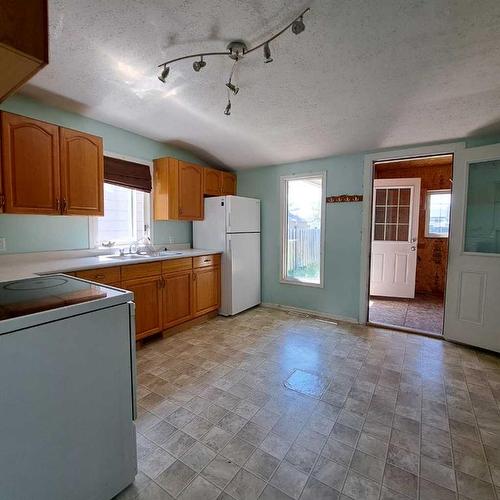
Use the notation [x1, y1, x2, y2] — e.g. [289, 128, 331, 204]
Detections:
[0, 248, 222, 282]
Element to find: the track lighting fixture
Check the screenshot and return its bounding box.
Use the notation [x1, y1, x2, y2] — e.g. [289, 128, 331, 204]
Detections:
[263, 42, 273, 63]
[158, 66, 170, 83]
[225, 81, 239, 95]
[192, 56, 206, 72]
[157, 7, 310, 114]
[291, 16, 305, 35]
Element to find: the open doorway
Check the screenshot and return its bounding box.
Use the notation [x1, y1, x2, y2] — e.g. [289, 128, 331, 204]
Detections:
[367, 154, 453, 335]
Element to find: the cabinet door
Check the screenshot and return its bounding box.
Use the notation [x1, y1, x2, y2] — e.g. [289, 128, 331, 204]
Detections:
[1, 112, 60, 214]
[193, 266, 220, 317]
[163, 270, 193, 328]
[122, 276, 162, 340]
[221, 172, 237, 195]
[203, 167, 222, 196]
[60, 128, 104, 215]
[178, 161, 203, 220]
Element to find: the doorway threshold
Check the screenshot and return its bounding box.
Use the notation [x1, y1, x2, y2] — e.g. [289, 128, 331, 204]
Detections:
[367, 321, 443, 339]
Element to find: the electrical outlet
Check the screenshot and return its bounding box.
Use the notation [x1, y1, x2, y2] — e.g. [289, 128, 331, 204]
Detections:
[0, 238, 6, 252]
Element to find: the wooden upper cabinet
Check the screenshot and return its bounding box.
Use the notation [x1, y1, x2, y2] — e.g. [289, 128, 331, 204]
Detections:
[153, 157, 203, 221]
[0, 0, 49, 102]
[203, 167, 222, 196]
[221, 172, 237, 195]
[178, 161, 203, 220]
[60, 128, 104, 215]
[1, 112, 60, 214]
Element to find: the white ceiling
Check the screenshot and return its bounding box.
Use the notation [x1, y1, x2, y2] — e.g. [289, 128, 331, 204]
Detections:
[22, 0, 500, 169]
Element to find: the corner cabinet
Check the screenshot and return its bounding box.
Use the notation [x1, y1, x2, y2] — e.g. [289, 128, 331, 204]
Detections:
[60, 128, 104, 215]
[0, 0, 49, 102]
[221, 171, 237, 196]
[0, 112, 104, 216]
[153, 157, 203, 221]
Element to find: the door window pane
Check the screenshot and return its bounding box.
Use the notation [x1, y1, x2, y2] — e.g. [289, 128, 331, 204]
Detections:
[464, 160, 500, 253]
[373, 186, 412, 242]
[281, 174, 324, 285]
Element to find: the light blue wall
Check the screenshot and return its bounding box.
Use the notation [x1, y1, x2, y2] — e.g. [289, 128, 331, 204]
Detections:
[0, 95, 203, 253]
[237, 154, 364, 321]
[238, 140, 500, 322]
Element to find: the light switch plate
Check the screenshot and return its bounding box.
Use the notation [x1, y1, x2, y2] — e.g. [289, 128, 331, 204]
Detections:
[0, 238, 6, 252]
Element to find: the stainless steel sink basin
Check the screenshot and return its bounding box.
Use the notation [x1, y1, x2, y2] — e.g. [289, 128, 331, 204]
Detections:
[104, 251, 183, 260]
[104, 254, 148, 260]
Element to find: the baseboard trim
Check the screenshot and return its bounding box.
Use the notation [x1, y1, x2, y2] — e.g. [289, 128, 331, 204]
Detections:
[261, 303, 359, 324]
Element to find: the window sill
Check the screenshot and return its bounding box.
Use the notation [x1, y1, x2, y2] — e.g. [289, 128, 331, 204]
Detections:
[280, 278, 323, 289]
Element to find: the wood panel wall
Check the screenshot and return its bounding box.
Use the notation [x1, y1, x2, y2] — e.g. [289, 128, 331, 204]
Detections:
[374, 156, 453, 297]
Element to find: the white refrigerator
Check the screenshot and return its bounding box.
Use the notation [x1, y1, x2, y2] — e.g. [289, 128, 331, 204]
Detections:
[194, 195, 261, 316]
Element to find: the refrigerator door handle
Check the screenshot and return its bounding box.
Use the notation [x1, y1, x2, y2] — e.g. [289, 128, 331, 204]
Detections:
[228, 212, 231, 232]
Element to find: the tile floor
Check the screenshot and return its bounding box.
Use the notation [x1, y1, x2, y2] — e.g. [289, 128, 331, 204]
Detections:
[369, 294, 444, 335]
[116, 306, 500, 500]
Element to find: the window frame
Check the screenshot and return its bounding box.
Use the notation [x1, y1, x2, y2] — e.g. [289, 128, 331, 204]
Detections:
[89, 152, 153, 249]
[280, 172, 326, 288]
[425, 188, 451, 238]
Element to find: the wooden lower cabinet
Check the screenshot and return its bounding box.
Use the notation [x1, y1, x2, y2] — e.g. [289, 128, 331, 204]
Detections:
[122, 276, 163, 340]
[193, 266, 220, 317]
[76, 254, 220, 341]
[162, 270, 193, 328]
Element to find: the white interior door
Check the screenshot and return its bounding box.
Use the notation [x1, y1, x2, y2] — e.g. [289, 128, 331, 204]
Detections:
[370, 178, 421, 298]
[444, 144, 500, 352]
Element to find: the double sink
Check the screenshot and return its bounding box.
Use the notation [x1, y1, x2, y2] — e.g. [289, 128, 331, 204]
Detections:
[104, 251, 183, 261]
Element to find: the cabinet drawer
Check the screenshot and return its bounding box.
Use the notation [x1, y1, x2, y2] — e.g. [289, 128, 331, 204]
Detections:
[75, 266, 121, 284]
[121, 262, 162, 281]
[162, 257, 193, 274]
[193, 254, 220, 269]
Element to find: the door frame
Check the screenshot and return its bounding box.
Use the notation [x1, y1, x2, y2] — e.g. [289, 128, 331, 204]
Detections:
[359, 142, 464, 325]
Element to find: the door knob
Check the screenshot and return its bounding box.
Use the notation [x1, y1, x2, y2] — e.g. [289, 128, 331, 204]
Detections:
[411, 246, 416, 251]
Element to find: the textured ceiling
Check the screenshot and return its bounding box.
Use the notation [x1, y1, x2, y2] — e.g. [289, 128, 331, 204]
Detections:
[22, 0, 500, 169]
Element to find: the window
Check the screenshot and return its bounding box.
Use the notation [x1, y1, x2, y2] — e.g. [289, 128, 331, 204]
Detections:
[280, 173, 326, 286]
[93, 183, 149, 247]
[425, 189, 451, 238]
[464, 160, 500, 253]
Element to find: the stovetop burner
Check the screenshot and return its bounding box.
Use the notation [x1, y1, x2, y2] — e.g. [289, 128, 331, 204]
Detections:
[3, 277, 69, 291]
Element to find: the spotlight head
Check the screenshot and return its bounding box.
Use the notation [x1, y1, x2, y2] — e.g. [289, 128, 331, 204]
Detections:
[226, 82, 239, 95]
[291, 16, 305, 35]
[192, 57, 206, 72]
[158, 66, 170, 83]
[264, 42, 273, 63]
[224, 101, 231, 116]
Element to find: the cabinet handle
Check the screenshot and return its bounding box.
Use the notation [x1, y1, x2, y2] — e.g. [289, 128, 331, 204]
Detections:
[0, 194, 5, 208]
[162, 277, 166, 288]
[62, 198, 67, 214]
[179, 207, 183, 215]
[56, 198, 61, 212]
[203, 258, 210, 263]
[157, 278, 162, 289]
[95, 274, 105, 279]
[193, 273, 196, 281]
